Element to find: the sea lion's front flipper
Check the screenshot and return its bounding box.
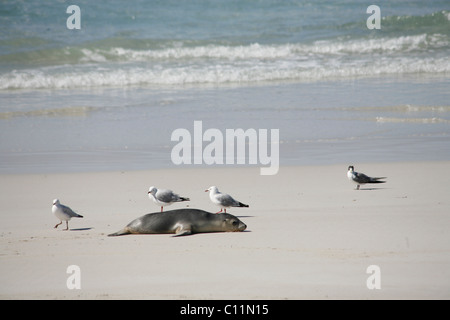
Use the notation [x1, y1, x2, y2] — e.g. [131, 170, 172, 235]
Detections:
[173, 223, 193, 237]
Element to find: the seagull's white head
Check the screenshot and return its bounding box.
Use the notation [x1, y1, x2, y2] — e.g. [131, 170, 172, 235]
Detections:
[348, 166, 354, 172]
[52, 199, 60, 206]
[148, 186, 157, 195]
[205, 186, 219, 193]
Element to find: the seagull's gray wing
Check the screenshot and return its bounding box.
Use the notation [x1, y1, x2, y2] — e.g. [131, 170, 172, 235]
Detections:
[156, 189, 177, 203]
[216, 193, 239, 207]
[61, 204, 83, 218]
[157, 189, 190, 203]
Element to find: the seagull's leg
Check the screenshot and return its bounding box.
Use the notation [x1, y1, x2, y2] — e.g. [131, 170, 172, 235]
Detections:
[216, 208, 223, 214]
[161, 206, 163, 212]
[64, 221, 69, 231]
[54, 221, 62, 229]
[224, 208, 227, 213]
[356, 185, 360, 190]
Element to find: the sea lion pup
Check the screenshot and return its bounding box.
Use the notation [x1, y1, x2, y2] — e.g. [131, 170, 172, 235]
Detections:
[108, 208, 247, 237]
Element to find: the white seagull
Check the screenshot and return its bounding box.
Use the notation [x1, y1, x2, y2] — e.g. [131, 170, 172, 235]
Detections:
[205, 186, 249, 214]
[148, 186, 190, 212]
[52, 199, 83, 230]
[347, 166, 386, 190]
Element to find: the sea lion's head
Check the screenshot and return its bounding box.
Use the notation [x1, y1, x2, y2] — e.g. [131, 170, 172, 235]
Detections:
[220, 214, 247, 232]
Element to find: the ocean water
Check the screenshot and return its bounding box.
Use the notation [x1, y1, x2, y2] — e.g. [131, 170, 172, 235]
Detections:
[0, 0, 449, 173]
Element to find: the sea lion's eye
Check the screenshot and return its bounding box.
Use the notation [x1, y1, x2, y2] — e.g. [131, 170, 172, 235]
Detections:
[232, 220, 238, 225]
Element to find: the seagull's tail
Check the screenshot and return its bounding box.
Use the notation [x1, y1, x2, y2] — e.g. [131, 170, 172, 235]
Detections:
[76, 214, 84, 218]
[108, 227, 131, 237]
[368, 177, 386, 184]
[180, 197, 190, 202]
[238, 202, 249, 208]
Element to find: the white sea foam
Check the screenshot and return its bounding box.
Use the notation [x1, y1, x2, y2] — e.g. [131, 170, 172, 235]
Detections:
[1, 58, 448, 89]
[77, 34, 449, 62]
[1, 35, 449, 89]
[346, 105, 450, 113]
[376, 117, 450, 124]
[107, 43, 295, 61]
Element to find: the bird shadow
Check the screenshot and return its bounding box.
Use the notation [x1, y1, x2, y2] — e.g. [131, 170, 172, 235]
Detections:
[235, 215, 255, 218]
[358, 187, 388, 191]
[69, 227, 94, 231]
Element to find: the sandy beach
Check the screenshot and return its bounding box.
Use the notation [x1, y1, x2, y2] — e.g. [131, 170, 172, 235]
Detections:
[0, 161, 449, 299]
[2, 0, 450, 303]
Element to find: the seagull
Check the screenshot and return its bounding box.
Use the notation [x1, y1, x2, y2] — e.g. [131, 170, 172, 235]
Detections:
[205, 186, 249, 214]
[52, 199, 83, 230]
[148, 186, 190, 212]
[347, 166, 386, 190]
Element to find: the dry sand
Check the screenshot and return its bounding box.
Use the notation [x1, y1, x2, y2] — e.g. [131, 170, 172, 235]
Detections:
[0, 162, 449, 299]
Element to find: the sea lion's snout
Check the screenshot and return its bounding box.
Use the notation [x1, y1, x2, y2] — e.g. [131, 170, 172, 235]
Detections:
[234, 220, 246, 232]
[225, 217, 247, 232]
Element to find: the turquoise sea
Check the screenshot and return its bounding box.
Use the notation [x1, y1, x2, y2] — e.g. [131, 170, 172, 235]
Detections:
[0, 0, 449, 173]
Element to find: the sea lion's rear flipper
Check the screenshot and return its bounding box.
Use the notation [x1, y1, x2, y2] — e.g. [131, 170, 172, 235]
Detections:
[108, 228, 131, 237]
[173, 223, 193, 237]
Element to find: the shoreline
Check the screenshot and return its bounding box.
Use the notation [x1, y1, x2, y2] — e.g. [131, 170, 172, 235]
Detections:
[1, 77, 450, 176]
[1, 161, 449, 299]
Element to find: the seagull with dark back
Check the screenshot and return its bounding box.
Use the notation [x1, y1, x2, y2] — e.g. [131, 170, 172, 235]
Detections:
[347, 166, 386, 190]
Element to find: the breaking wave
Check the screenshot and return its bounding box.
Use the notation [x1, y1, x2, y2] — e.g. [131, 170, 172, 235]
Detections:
[1, 10, 449, 89]
[376, 117, 450, 124]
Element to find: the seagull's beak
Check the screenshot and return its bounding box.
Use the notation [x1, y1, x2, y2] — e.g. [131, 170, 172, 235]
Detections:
[204, 189, 209, 192]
